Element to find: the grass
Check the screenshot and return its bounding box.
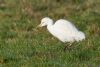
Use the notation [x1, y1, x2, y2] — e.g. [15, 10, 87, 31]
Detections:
[0, 0, 100, 67]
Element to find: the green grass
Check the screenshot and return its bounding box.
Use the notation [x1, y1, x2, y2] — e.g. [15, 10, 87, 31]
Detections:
[0, 0, 100, 67]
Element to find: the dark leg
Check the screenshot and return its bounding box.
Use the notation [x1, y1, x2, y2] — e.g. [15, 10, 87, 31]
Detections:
[63, 43, 73, 51]
[64, 46, 68, 51]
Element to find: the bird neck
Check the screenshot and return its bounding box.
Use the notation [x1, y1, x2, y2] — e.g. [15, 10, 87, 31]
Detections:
[47, 21, 53, 27]
[47, 22, 54, 33]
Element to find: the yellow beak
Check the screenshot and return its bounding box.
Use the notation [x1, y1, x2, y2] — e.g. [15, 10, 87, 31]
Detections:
[36, 24, 42, 28]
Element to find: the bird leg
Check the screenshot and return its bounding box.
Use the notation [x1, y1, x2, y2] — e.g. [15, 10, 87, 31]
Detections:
[63, 43, 72, 51]
[68, 43, 72, 47]
[64, 46, 68, 51]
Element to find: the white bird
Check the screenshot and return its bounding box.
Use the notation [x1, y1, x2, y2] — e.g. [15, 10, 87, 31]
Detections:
[38, 17, 85, 50]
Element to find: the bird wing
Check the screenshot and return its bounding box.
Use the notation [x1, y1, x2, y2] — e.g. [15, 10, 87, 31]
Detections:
[54, 19, 78, 36]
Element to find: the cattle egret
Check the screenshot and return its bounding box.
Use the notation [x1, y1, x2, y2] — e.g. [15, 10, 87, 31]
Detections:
[38, 17, 85, 50]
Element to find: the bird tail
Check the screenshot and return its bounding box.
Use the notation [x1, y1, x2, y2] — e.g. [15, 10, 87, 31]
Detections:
[75, 31, 85, 41]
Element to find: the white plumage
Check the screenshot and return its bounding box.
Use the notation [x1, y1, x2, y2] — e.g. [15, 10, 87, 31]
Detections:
[38, 17, 85, 44]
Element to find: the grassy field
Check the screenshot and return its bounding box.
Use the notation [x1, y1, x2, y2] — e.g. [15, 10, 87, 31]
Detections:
[0, 0, 100, 67]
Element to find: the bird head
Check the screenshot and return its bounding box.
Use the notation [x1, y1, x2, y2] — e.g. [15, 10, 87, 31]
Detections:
[38, 17, 53, 27]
